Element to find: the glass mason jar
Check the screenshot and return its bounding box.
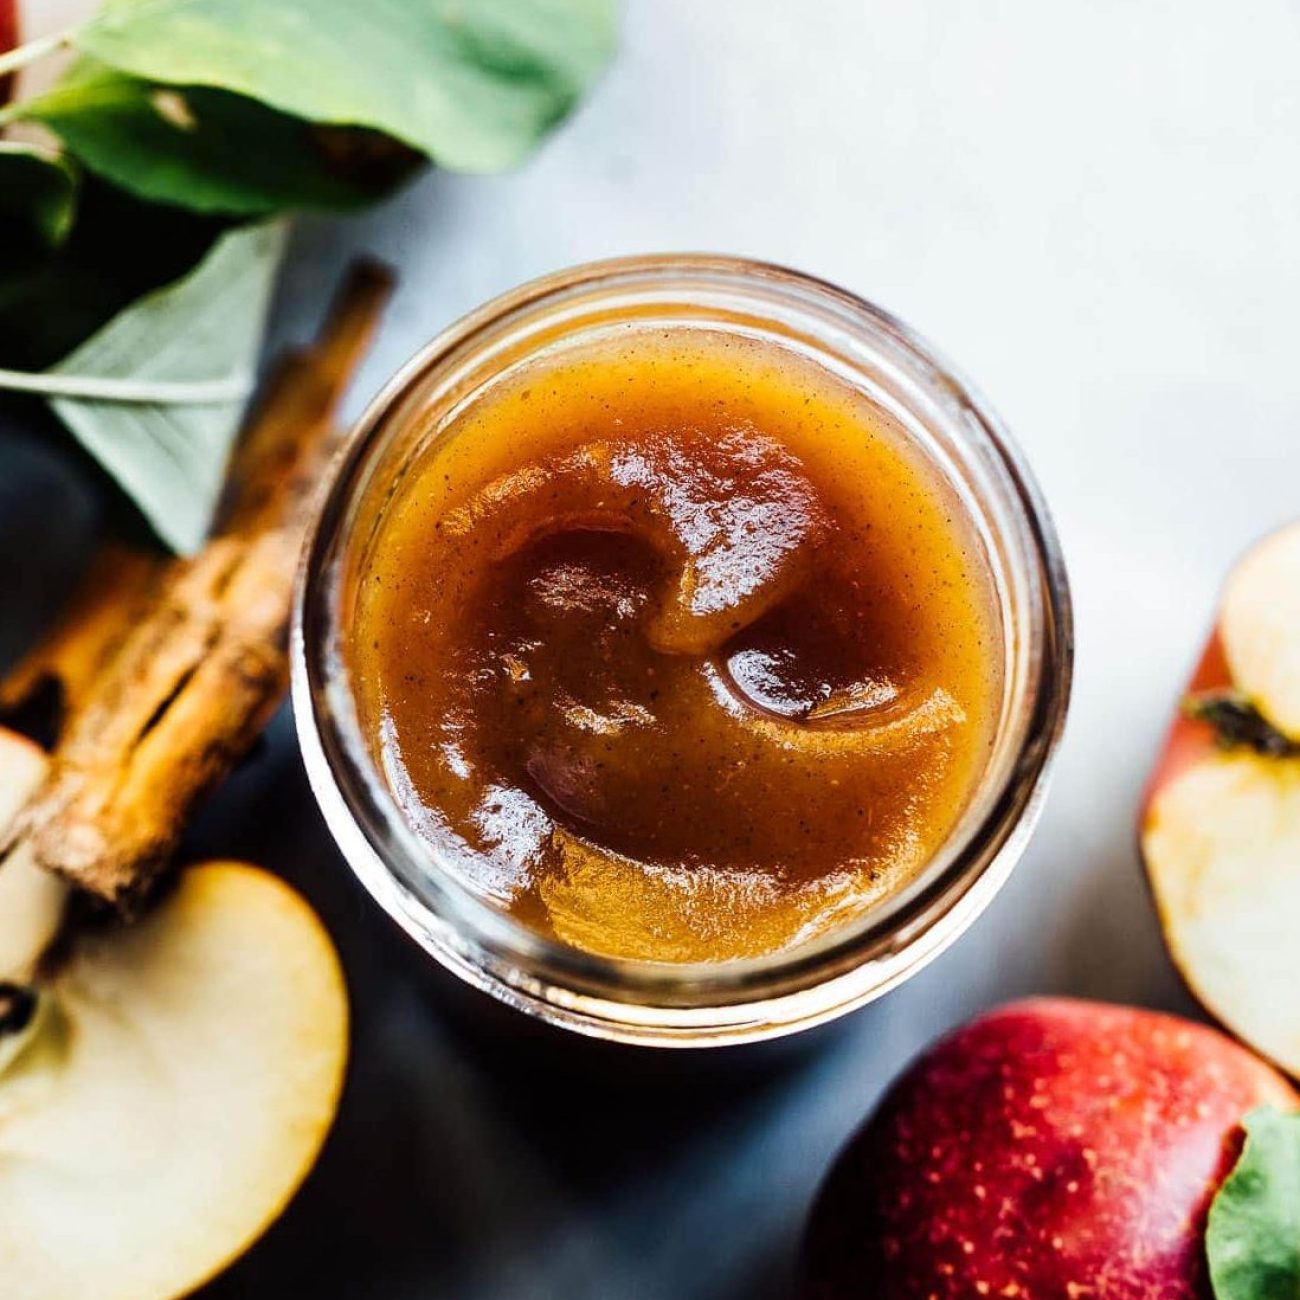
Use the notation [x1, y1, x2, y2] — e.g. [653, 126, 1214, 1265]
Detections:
[292, 255, 1072, 1047]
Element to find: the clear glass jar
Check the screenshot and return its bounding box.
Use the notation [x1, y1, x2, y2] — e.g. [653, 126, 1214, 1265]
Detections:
[292, 255, 1072, 1047]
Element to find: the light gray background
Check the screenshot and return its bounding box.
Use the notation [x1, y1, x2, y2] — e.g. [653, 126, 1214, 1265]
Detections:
[10, 3, 1300, 1296]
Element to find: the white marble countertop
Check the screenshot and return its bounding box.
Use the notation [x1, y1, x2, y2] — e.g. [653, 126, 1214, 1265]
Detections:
[10, 3, 1300, 1296]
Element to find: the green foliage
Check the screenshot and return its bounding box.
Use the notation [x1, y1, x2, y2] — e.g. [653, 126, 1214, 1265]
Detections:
[1207, 1107, 1300, 1300]
[19, 59, 416, 216]
[0, 0, 617, 546]
[42, 223, 286, 552]
[77, 0, 618, 173]
[0, 176, 225, 372]
[0, 142, 78, 251]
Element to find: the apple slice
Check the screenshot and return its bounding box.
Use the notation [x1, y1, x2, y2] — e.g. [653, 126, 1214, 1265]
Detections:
[0, 726, 67, 978]
[0, 861, 349, 1300]
[1141, 519, 1300, 1079]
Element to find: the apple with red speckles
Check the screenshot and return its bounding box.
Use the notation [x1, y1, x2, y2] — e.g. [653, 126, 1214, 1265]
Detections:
[803, 998, 1297, 1300]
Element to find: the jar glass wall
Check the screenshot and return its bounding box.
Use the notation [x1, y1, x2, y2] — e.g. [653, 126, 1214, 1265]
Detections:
[292, 255, 1072, 1046]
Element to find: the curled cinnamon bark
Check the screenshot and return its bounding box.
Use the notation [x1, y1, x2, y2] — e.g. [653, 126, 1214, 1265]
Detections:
[2, 261, 392, 905]
[0, 544, 162, 736]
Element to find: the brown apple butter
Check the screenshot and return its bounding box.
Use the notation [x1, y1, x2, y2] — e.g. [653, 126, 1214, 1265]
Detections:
[351, 328, 1002, 962]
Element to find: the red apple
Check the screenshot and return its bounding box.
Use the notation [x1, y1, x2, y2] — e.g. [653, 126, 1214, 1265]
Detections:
[0, 0, 17, 104]
[803, 998, 1297, 1300]
[1141, 520, 1300, 1078]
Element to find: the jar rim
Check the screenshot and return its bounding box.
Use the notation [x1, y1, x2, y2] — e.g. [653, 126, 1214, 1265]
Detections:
[291, 253, 1073, 1045]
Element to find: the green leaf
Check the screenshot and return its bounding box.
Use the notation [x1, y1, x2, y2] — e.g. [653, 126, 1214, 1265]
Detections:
[30, 222, 285, 553]
[74, 0, 618, 173]
[0, 175, 228, 372]
[15, 58, 418, 216]
[0, 141, 78, 252]
[1207, 1107, 1300, 1300]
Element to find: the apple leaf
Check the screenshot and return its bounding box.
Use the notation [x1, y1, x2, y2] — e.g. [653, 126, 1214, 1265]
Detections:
[15, 58, 418, 217]
[0, 175, 226, 372]
[0, 0, 617, 544]
[1207, 1107, 1300, 1300]
[0, 141, 78, 251]
[73, 0, 618, 174]
[0, 222, 285, 553]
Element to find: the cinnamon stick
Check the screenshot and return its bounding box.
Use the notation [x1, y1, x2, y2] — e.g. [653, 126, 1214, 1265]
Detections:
[3, 261, 392, 905]
[0, 544, 162, 737]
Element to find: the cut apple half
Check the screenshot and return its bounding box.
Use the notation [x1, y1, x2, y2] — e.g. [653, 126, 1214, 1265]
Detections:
[0, 725, 67, 978]
[1141, 517, 1300, 1079]
[1220, 520, 1300, 741]
[0, 861, 349, 1300]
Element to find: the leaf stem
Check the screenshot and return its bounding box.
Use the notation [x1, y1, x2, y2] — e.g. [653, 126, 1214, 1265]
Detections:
[0, 29, 76, 81]
[0, 369, 254, 405]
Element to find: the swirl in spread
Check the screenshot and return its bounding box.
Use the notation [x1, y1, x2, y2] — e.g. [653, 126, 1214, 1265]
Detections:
[353, 331, 1001, 961]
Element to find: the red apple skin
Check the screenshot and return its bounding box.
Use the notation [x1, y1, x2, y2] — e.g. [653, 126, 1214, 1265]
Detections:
[803, 998, 1297, 1300]
[0, 0, 14, 51]
[1139, 629, 1230, 821]
[0, 0, 16, 104]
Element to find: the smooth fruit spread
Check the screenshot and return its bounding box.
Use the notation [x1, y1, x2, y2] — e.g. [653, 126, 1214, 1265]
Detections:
[351, 328, 1002, 962]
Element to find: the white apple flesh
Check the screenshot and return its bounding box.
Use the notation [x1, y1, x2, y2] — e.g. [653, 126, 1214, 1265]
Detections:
[0, 727, 67, 977]
[0, 861, 349, 1300]
[1220, 520, 1300, 740]
[1144, 751, 1300, 1077]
